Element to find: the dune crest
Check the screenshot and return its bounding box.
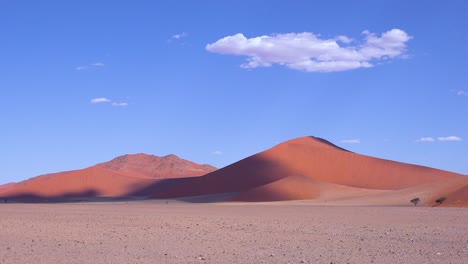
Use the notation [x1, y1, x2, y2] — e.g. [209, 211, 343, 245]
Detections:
[154, 136, 466, 206]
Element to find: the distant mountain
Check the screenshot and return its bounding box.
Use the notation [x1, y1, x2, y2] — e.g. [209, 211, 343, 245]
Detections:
[153, 136, 467, 207]
[97, 153, 216, 179]
[0, 154, 216, 201]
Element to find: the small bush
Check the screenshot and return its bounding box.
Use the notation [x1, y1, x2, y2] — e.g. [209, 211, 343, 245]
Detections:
[410, 197, 420, 206]
[435, 196, 447, 204]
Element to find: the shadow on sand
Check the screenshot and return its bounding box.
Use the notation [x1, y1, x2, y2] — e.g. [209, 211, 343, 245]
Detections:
[0, 155, 282, 204]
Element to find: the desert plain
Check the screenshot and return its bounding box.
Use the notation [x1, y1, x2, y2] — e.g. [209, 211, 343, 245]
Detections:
[1, 201, 467, 264]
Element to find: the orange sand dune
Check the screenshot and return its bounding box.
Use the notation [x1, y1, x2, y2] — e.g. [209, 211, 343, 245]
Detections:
[1, 154, 215, 200]
[97, 153, 216, 179]
[229, 175, 386, 202]
[298, 175, 467, 207]
[1, 166, 154, 198]
[154, 136, 463, 201]
[0, 182, 16, 194]
[430, 176, 468, 207]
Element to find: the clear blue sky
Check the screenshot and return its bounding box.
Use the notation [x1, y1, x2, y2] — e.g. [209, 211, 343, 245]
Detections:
[1, 0, 467, 183]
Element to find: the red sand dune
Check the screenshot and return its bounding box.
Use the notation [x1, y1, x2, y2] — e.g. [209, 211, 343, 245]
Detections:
[2, 136, 466, 206]
[0, 182, 16, 194]
[97, 153, 216, 179]
[0, 154, 215, 200]
[304, 175, 468, 207]
[229, 175, 385, 202]
[153, 136, 466, 206]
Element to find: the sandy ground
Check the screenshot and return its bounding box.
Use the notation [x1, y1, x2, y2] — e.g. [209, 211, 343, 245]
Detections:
[0, 202, 467, 264]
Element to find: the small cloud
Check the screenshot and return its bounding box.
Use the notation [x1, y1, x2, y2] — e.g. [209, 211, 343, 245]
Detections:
[206, 28, 412, 72]
[456, 90, 468, 96]
[340, 139, 360, 144]
[90, 97, 111, 104]
[171, 32, 188, 40]
[417, 137, 435, 142]
[168, 32, 189, 44]
[437, 136, 462, 142]
[91, 62, 105, 67]
[76, 62, 105, 71]
[112, 102, 128, 107]
[212, 150, 223, 155]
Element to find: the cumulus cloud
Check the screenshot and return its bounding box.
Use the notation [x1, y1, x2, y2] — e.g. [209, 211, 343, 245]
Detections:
[90, 97, 111, 104]
[76, 62, 105, 71]
[437, 136, 462, 142]
[416, 137, 435, 142]
[112, 102, 129, 107]
[340, 139, 361, 144]
[206, 29, 412, 72]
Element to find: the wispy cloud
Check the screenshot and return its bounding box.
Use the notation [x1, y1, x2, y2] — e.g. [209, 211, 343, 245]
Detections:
[90, 97, 111, 104]
[416, 137, 435, 142]
[340, 139, 361, 144]
[171, 32, 187, 40]
[212, 150, 223, 155]
[417, 136, 462, 142]
[168, 32, 188, 44]
[76, 62, 105, 71]
[206, 29, 412, 72]
[437, 136, 462, 142]
[112, 102, 128, 107]
[456, 90, 468, 96]
[90, 98, 128, 106]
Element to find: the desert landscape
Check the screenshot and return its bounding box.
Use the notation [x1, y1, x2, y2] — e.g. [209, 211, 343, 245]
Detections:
[0, 136, 467, 263]
[2, 2, 468, 263]
[2, 137, 466, 207]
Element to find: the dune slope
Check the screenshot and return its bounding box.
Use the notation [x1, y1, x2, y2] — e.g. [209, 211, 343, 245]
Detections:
[154, 136, 462, 201]
[1, 154, 216, 201]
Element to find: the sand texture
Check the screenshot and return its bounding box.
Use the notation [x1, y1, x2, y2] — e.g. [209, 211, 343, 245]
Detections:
[0, 202, 467, 264]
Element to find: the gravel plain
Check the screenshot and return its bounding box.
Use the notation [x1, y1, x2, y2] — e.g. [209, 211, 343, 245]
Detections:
[0, 201, 467, 264]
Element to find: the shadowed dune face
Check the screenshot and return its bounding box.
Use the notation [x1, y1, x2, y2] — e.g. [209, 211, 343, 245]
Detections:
[228, 175, 385, 202]
[0, 154, 216, 201]
[153, 136, 466, 205]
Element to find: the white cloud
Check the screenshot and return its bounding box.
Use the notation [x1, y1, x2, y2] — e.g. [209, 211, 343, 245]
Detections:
[336, 35, 353, 44]
[90, 98, 111, 104]
[417, 137, 435, 142]
[76, 62, 105, 71]
[437, 136, 462, 142]
[171, 32, 188, 40]
[340, 139, 360, 144]
[206, 29, 412, 72]
[212, 150, 223, 155]
[112, 102, 128, 107]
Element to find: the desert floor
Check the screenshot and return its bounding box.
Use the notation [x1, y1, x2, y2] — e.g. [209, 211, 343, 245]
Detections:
[0, 201, 467, 264]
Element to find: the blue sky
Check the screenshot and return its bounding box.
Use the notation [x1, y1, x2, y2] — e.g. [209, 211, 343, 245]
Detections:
[1, 0, 467, 183]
